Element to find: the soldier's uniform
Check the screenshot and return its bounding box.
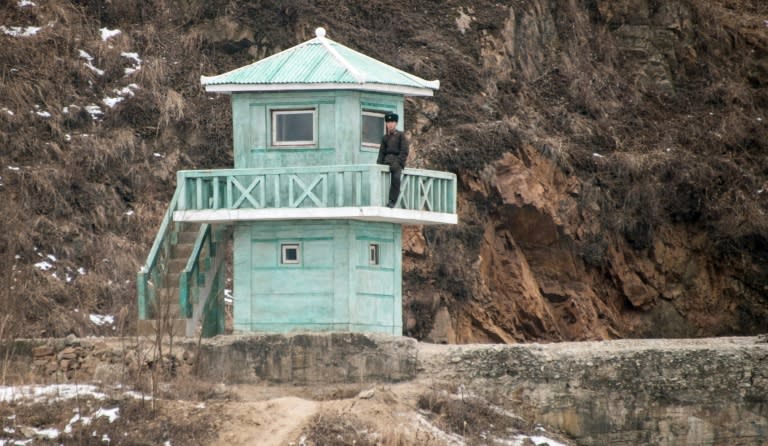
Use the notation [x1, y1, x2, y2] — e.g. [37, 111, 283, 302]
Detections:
[376, 113, 409, 207]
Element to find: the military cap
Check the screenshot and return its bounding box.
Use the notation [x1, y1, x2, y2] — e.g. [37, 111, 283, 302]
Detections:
[384, 112, 398, 122]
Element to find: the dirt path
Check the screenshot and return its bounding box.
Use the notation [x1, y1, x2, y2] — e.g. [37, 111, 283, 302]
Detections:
[212, 396, 319, 446]
[208, 382, 439, 446]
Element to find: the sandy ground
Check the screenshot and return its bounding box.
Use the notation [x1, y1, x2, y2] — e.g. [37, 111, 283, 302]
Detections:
[212, 396, 319, 446]
[207, 381, 456, 446]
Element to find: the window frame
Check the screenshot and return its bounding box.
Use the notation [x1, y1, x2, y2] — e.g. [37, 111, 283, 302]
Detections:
[271, 108, 317, 147]
[361, 110, 386, 149]
[280, 243, 301, 265]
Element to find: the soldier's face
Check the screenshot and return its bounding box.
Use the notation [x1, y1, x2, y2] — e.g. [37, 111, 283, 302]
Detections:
[386, 121, 397, 132]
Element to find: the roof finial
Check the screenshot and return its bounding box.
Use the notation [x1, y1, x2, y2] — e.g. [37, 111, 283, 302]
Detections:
[316, 27, 326, 39]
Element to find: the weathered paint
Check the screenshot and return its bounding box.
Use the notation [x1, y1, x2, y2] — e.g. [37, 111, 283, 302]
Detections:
[231, 91, 403, 169]
[232, 220, 402, 334]
[139, 31, 453, 337]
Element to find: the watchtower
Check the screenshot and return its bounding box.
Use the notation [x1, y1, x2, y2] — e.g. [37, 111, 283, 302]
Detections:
[138, 28, 457, 336]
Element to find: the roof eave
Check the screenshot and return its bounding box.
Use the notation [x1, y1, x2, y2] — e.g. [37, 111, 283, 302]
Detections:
[202, 81, 438, 97]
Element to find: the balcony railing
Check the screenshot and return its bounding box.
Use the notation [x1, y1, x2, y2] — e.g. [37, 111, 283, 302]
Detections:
[173, 164, 457, 223]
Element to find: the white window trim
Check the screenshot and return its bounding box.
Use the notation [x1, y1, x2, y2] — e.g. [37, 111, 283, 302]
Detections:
[271, 109, 316, 147]
[281, 243, 301, 265]
[361, 110, 386, 148]
[368, 243, 380, 266]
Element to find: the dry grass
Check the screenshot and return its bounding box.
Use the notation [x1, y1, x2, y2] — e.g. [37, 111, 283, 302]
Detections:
[300, 410, 443, 446]
[414, 386, 551, 445]
[0, 396, 218, 445]
[0, 0, 766, 340]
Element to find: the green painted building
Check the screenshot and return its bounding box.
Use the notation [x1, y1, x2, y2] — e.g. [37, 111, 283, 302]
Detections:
[138, 28, 457, 337]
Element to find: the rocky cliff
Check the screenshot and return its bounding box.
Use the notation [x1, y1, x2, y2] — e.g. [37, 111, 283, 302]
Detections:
[398, 0, 768, 342]
[0, 0, 766, 341]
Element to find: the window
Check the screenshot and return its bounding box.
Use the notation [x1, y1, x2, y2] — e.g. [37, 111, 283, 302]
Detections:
[281, 243, 300, 264]
[368, 243, 380, 266]
[272, 109, 315, 146]
[361, 111, 386, 147]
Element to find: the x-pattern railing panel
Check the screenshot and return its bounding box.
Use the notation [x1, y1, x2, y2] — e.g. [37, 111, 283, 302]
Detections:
[229, 176, 264, 208]
[177, 165, 456, 214]
[289, 174, 327, 207]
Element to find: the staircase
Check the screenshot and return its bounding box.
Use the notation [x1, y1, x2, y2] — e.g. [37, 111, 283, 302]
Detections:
[137, 186, 229, 338]
[137, 225, 198, 337]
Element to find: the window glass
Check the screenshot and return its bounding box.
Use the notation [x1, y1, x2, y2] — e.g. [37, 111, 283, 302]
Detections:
[362, 111, 385, 147]
[368, 243, 380, 266]
[273, 110, 315, 145]
[281, 243, 300, 264]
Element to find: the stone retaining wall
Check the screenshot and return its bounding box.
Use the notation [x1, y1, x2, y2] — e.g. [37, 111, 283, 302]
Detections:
[5, 334, 767, 445]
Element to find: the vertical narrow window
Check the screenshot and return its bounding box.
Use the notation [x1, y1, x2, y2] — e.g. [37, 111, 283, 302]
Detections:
[272, 109, 315, 146]
[281, 243, 300, 264]
[368, 243, 380, 266]
[361, 111, 386, 147]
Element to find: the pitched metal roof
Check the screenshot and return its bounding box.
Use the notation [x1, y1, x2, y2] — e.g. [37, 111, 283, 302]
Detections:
[201, 28, 439, 96]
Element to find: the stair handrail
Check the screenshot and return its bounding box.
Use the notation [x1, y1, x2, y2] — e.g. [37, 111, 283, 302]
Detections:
[179, 223, 228, 337]
[137, 185, 183, 320]
[179, 223, 212, 318]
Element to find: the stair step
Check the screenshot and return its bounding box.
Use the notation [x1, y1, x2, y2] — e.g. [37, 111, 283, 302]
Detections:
[172, 243, 194, 259]
[167, 258, 187, 274]
[177, 231, 198, 244]
[167, 272, 180, 286]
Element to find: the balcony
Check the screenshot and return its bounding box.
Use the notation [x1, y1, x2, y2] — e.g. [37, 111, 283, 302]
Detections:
[172, 164, 457, 225]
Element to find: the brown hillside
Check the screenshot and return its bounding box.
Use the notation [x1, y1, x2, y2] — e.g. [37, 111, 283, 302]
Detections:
[0, 0, 766, 341]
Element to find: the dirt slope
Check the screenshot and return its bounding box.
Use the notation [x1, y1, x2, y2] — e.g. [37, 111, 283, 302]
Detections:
[0, 0, 766, 342]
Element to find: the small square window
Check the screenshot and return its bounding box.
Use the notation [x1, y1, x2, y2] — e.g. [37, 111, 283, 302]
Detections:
[362, 111, 386, 147]
[368, 243, 380, 266]
[272, 109, 315, 146]
[281, 243, 300, 264]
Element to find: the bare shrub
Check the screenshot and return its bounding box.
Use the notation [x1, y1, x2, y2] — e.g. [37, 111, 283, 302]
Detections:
[416, 387, 530, 443]
[301, 411, 379, 446]
[159, 89, 186, 129]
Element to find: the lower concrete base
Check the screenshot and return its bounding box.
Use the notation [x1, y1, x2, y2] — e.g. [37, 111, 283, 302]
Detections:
[5, 334, 768, 445]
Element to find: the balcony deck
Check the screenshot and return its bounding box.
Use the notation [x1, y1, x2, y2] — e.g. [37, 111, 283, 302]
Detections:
[172, 164, 457, 225]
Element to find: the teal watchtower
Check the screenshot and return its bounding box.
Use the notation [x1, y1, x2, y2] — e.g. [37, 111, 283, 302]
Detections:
[137, 28, 457, 336]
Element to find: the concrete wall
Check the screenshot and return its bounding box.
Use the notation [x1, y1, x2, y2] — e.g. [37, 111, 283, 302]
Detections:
[419, 338, 768, 445]
[232, 220, 402, 334]
[193, 335, 768, 445]
[14, 334, 767, 445]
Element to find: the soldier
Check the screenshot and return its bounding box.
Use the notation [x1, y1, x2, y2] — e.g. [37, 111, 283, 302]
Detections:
[377, 112, 409, 208]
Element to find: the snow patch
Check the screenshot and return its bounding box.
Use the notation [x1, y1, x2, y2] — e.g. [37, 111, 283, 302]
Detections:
[34, 261, 53, 271]
[103, 96, 124, 108]
[0, 25, 41, 37]
[100, 27, 121, 41]
[89, 314, 114, 326]
[85, 104, 104, 119]
[78, 50, 104, 75]
[503, 434, 569, 446]
[0, 385, 107, 403]
[18, 0, 37, 7]
[122, 52, 142, 75]
[103, 84, 139, 108]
